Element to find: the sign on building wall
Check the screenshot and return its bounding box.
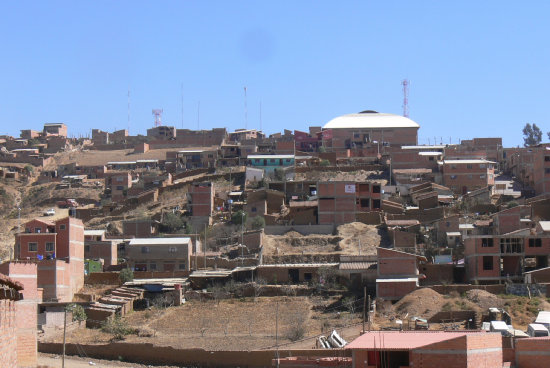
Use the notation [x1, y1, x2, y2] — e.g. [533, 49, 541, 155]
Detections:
[345, 184, 356, 193]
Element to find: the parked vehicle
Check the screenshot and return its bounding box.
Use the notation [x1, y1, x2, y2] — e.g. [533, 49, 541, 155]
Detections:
[43, 208, 55, 216]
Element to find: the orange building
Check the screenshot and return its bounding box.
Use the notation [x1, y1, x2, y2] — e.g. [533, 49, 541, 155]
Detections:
[440, 159, 495, 194]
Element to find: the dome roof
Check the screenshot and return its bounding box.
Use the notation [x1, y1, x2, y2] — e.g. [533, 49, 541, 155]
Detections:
[323, 111, 419, 129]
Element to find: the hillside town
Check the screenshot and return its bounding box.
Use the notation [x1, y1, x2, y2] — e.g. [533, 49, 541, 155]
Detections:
[3, 110, 550, 368]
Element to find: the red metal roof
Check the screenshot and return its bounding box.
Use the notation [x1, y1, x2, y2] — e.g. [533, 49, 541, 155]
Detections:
[346, 331, 487, 351]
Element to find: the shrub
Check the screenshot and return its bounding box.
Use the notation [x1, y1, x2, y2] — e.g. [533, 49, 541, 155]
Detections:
[101, 316, 136, 340]
[161, 212, 185, 233]
[251, 216, 266, 230]
[232, 210, 247, 225]
[285, 322, 306, 341]
[66, 303, 86, 322]
[319, 159, 330, 166]
[119, 268, 134, 284]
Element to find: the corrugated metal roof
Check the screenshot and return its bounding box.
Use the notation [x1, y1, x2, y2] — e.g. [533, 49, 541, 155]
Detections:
[346, 331, 488, 350]
[339, 262, 376, 270]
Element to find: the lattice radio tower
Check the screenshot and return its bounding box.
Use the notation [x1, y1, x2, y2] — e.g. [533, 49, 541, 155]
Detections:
[152, 109, 163, 127]
[402, 79, 409, 118]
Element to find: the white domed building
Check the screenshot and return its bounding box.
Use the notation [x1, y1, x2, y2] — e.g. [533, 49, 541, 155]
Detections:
[322, 110, 420, 149]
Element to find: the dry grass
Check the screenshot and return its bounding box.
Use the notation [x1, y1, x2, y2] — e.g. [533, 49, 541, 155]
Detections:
[49, 296, 363, 351]
[263, 222, 385, 257]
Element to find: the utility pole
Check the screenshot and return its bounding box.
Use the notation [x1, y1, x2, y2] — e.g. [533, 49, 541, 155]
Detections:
[275, 301, 279, 368]
[241, 212, 245, 266]
[204, 223, 207, 270]
[62, 308, 67, 368]
[367, 294, 371, 332]
[362, 287, 366, 334]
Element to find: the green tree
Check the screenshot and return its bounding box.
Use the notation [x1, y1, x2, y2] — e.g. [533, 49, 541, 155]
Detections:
[66, 303, 87, 323]
[318, 145, 327, 153]
[161, 212, 185, 233]
[119, 268, 134, 284]
[523, 123, 542, 147]
[319, 159, 330, 166]
[273, 168, 286, 181]
[232, 210, 247, 225]
[251, 216, 266, 230]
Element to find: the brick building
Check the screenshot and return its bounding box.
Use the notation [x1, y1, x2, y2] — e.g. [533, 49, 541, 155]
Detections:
[376, 247, 426, 300]
[188, 182, 214, 218]
[147, 125, 176, 140]
[15, 217, 84, 302]
[346, 331, 503, 368]
[0, 274, 23, 368]
[440, 159, 495, 194]
[533, 145, 550, 195]
[321, 110, 420, 150]
[126, 237, 192, 272]
[317, 181, 382, 225]
[464, 229, 550, 283]
[0, 261, 39, 367]
[43, 123, 68, 137]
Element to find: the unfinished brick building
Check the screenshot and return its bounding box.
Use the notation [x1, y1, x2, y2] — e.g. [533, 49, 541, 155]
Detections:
[15, 216, 84, 302]
[0, 261, 39, 367]
[317, 181, 382, 225]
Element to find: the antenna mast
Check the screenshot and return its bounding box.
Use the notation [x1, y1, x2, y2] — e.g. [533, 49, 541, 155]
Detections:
[127, 89, 130, 134]
[244, 86, 248, 129]
[402, 79, 409, 118]
[152, 109, 163, 127]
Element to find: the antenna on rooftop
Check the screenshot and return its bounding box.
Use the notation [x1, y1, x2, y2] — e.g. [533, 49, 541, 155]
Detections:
[197, 101, 200, 130]
[260, 101, 262, 132]
[152, 109, 163, 127]
[127, 89, 130, 134]
[244, 86, 248, 129]
[402, 79, 409, 118]
[181, 83, 184, 129]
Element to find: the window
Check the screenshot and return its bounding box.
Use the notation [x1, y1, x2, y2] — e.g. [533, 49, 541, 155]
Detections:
[179, 263, 186, 270]
[149, 263, 157, 270]
[500, 238, 523, 253]
[141, 246, 150, 253]
[59, 224, 66, 230]
[251, 207, 257, 213]
[45, 242, 54, 252]
[270, 159, 276, 163]
[116, 186, 124, 190]
[304, 272, 313, 281]
[429, 156, 434, 161]
[28, 242, 37, 252]
[483, 256, 493, 270]
[35, 227, 42, 233]
[372, 185, 381, 193]
[169, 247, 177, 253]
[360, 199, 370, 208]
[84, 245, 90, 252]
[480, 164, 486, 169]
[372, 199, 381, 209]
[545, 168, 550, 175]
[116, 176, 124, 182]
[545, 156, 550, 162]
[481, 238, 493, 247]
[446, 222, 450, 227]
[451, 165, 457, 169]
[480, 174, 486, 179]
[450, 175, 457, 180]
[467, 164, 473, 169]
[529, 238, 542, 248]
[468, 174, 473, 179]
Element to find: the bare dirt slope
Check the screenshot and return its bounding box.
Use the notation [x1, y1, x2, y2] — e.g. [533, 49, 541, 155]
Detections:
[47, 296, 362, 351]
[263, 222, 386, 257]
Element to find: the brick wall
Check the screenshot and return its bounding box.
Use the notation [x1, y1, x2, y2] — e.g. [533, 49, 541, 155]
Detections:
[0, 299, 17, 368]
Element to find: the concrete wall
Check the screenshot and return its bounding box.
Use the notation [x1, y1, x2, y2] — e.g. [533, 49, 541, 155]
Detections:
[38, 342, 349, 367]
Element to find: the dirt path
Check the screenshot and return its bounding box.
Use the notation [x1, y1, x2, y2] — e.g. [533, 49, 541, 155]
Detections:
[38, 353, 181, 368]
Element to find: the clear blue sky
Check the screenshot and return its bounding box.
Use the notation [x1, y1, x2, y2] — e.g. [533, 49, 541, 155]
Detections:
[1, 1, 549, 147]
